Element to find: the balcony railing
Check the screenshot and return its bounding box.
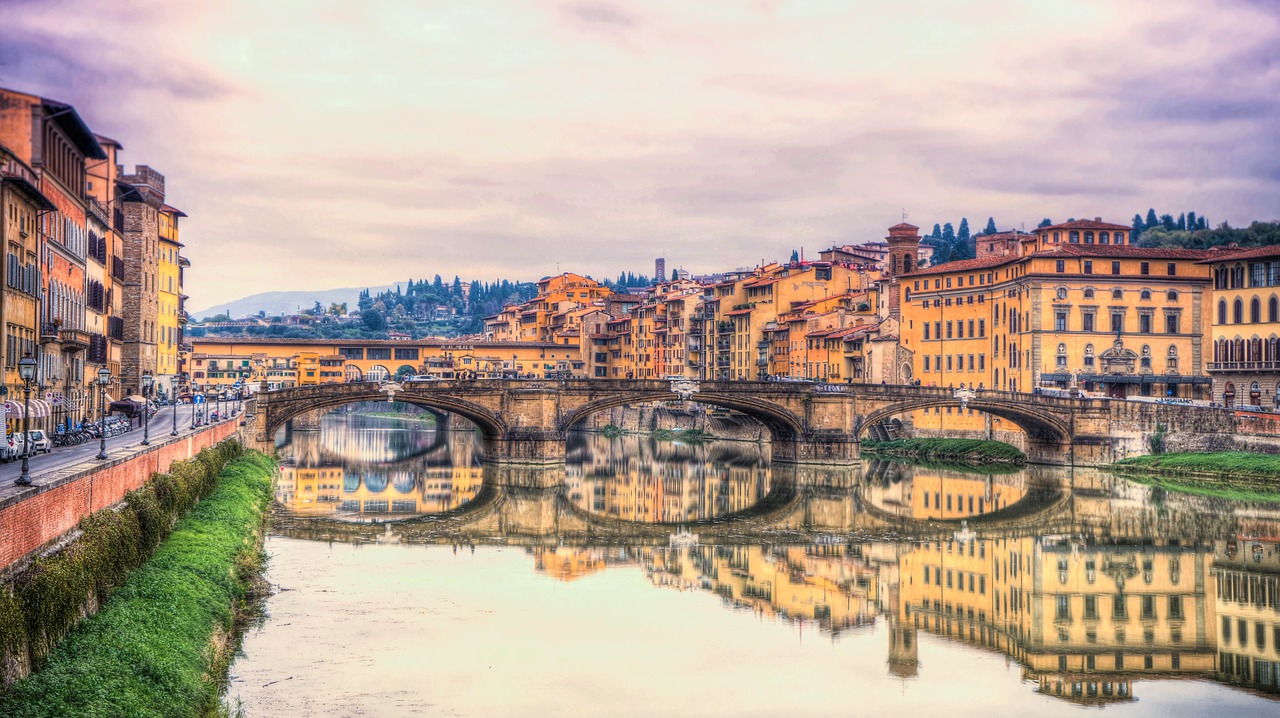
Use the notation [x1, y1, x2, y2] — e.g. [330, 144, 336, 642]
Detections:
[1208, 361, 1280, 372]
[40, 322, 59, 343]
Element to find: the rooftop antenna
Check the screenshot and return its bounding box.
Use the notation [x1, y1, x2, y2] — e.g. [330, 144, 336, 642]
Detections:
[902, 208, 907, 222]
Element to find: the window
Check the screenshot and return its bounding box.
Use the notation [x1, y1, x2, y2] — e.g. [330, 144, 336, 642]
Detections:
[1167, 262, 1176, 276]
[1167, 345, 1178, 370]
[1140, 262, 1150, 275]
[1234, 298, 1244, 323]
[1085, 595, 1098, 619]
[1139, 314, 1151, 334]
[1113, 595, 1127, 619]
[1251, 297, 1261, 323]
[1219, 299, 1228, 325]
[1056, 312, 1067, 331]
[1084, 344, 1095, 366]
[923, 356, 931, 372]
[1056, 343, 1067, 367]
[1084, 231, 1094, 244]
[1112, 289, 1123, 300]
[1057, 287, 1068, 300]
[1057, 594, 1070, 620]
[924, 323, 930, 340]
[1069, 231, 1080, 243]
[1169, 596, 1182, 620]
[978, 319, 985, 336]
[1100, 231, 1110, 244]
[1111, 312, 1124, 333]
[1166, 313, 1179, 334]
[1166, 290, 1177, 302]
[1140, 290, 1151, 300]
[1271, 296, 1279, 322]
[1084, 260, 1093, 275]
[1112, 261, 1121, 275]
[1141, 345, 1151, 368]
[1056, 260, 1065, 273]
[1083, 288, 1094, 299]
[1141, 595, 1155, 619]
[1082, 312, 1095, 333]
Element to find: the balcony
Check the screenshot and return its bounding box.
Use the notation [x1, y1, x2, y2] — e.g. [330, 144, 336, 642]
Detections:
[39, 322, 60, 344]
[1208, 361, 1280, 372]
[60, 329, 92, 350]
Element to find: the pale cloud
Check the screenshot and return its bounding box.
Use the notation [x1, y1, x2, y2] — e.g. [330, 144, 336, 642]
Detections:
[0, 0, 1277, 311]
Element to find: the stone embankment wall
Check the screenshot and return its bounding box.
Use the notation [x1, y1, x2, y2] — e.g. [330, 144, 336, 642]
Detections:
[907, 427, 1028, 451]
[0, 420, 241, 574]
[578, 405, 769, 442]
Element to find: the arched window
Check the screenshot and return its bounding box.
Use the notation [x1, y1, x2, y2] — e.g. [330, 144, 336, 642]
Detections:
[1251, 337, 1263, 361]
[904, 255, 913, 273]
[1234, 338, 1245, 361]
[1270, 296, 1278, 323]
[1166, 290, 1177, 302]
[1112, 289, 1124, 300]
[1115, 232, 1125, 244]
[1269, 337, 1280, 361]
[1053, 231, 1061, 243]
[1084, 231, 1094, 244]
[1056, 287, 1068, 300]
[1224, 381, 1236, 407]
[1069, 231, 1080, 243]
[1140, 290, 1151, 301]
[1219, 299, 1228, 325]
[1084, 344, 1095, 367]
[1251, 297, 1261, 323]
[1234, 298, 1244, 324]
[1083, 288, 1095, 299]
[1100, 231, 1110, 244]
[1167, 345, 1178, 371]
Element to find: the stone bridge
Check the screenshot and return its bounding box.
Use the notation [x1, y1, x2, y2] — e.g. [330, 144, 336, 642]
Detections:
[250, 380, 1242, 466]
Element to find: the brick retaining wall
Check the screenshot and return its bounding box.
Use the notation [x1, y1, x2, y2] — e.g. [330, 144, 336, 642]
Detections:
[0, 420, 241, 573]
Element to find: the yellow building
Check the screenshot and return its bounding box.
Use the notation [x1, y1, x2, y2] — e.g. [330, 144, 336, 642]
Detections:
[1202, 245, 1280, 408]
[1, 143, 54, 400]
[156, 203, 185, 390]
[901, 219, 1214, 400]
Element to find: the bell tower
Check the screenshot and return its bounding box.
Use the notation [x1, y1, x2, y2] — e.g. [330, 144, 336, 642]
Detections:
[885, 222, 920, 320]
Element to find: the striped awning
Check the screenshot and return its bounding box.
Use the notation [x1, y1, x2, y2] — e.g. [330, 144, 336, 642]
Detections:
[3, 399, 51, 419]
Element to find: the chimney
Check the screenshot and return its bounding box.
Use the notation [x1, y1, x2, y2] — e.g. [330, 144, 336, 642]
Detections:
[1094, 217, 1102, 222]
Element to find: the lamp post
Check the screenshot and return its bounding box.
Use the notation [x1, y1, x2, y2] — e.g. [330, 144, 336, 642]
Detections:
[15, 353, 37, 486]
[96, 367, 111, 460]
[141, 373, 153, 446]
[170, 376, 179, 437]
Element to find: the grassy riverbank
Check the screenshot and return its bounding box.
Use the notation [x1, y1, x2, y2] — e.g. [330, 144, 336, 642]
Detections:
[862, 438, 1027, 465]
[1110, 452, 1280, 503]
[351, 410, 437, 424]
[0, 451, 276, 718]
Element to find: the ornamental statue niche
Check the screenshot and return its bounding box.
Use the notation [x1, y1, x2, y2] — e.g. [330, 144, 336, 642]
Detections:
[1099, 338, 1138, 375]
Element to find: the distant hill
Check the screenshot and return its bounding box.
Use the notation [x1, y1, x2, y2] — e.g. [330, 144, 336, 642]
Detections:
[192, 284, 405, 320]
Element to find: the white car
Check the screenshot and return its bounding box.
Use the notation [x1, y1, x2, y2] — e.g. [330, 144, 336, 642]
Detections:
[26, 430, 51, 453]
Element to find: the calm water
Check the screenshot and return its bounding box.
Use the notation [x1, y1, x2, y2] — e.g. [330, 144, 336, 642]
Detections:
[225, 412, 1280, 717]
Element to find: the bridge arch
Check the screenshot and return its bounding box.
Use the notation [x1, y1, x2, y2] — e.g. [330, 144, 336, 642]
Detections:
[557, 391, 805, 441]
[260, 385, 507, 447]
[860, 396, 1072, 445]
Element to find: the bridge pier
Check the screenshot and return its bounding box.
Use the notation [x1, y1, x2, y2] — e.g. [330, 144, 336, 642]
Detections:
[486, 429, 567, 467]
[774, 433, 861, 465]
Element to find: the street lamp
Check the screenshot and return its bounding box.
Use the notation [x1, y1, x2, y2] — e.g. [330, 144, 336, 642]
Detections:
[170, 376, 179, 436]
[96, 367, 111, 460]
[15, 353, 37, 486]
[141, 373, 153, 446]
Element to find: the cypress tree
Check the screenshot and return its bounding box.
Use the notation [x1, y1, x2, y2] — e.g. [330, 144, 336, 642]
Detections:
[1177, 213, 1187, 231]
[958, 218, 971, 243]
[931, 223, 942, 239]
[1145, 209, 1159, 229]
[1039, 218, 1053, 228]
[983, 217, 998, 235]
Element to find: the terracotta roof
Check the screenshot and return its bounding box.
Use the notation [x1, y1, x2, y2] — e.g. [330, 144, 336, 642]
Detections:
[725, 308, 753, 316]
[889, 222, 919, 232]
[1042, 244, 1213, 260]
[1036, 219, 1132, 232]
[904, 254, 1020, 277]
[1196, 244, 1280, 263]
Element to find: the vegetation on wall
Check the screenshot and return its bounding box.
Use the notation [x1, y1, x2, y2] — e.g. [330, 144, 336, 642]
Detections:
[0, 451, 276, 717]
[0, 441, 248, 682]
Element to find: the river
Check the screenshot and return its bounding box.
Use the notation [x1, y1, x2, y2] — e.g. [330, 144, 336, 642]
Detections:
[223, 412, 1280, 716]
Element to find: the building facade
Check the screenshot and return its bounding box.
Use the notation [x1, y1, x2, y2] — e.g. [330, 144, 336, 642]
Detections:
[1202, 245, 1280, 408]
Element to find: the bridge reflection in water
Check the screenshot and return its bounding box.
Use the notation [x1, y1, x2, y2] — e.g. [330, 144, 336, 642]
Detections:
[261, 412, 1280, 707]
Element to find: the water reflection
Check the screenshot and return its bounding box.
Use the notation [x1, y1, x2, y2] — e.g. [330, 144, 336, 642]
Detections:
[565, 432, 770, 522]
[234, 416, 1280, 716]
[274, 412, 483, 519]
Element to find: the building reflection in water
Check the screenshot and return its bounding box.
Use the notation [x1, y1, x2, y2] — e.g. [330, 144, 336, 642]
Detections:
[274, 411, 483, 519]
[564, 432, 771, 522]
[268, 414, 1280, 703]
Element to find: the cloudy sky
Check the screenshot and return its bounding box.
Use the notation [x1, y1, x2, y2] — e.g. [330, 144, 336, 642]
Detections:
[2, 0, 1278, 310]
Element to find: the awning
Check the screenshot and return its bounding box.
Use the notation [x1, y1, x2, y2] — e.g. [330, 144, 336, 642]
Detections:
[3, 399, 51, 418]
[1040, 373, 1070, 382]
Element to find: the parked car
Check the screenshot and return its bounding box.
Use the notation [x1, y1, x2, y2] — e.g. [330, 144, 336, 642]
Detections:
[404, 375, 440, 383]
[26, 430, 51, 454]
[0, 435, 15, 461]
[11, 432, 24, 457]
